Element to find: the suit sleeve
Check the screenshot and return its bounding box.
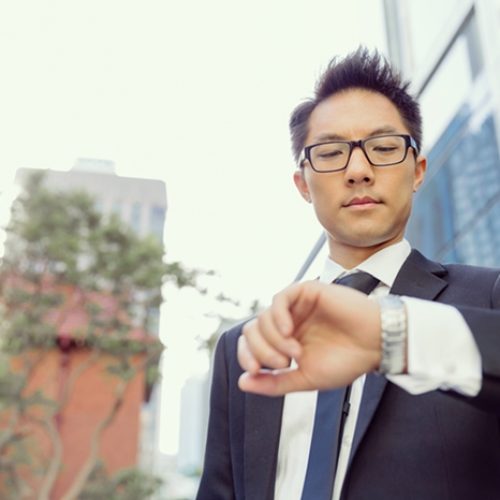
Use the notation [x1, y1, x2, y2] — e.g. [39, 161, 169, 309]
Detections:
[196, 333, 236, 500]
[457, 272, 500, 414]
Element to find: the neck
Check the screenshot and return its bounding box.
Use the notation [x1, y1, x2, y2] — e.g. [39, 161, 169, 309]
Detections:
[328, 237, 402, 269]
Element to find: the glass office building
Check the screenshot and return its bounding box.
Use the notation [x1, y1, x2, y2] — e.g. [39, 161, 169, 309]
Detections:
[384, 0, 500, 265]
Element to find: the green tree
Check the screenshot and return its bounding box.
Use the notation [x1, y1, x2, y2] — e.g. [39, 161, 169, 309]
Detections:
[0, 171, 195, 499]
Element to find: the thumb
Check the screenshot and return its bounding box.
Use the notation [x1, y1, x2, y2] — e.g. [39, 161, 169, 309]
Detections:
[238, 369, 309, 396]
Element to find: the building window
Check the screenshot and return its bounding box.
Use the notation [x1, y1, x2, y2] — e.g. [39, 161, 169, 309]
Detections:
[407, 110, 500, 265]
[130, 202, 142, 234]
[405, 0, 468, 70]
[149, 205, 165, 241]
[111, 200, 122, 219]
[420, 35, 474, 148]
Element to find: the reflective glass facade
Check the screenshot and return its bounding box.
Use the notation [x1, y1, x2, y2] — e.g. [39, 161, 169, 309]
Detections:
[404, 0, 469, 69]
[385, 0, 500, 267]
[406, 105, 500, 265]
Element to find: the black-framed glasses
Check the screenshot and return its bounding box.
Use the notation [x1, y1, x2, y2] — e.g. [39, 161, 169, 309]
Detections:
[301, 134, 418, 173]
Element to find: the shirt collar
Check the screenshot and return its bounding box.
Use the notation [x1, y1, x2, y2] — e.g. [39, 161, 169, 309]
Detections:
[319, 239, 411, 287]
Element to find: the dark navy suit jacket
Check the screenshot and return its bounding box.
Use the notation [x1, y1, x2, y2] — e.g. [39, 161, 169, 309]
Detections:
[197, 250, 500, 500]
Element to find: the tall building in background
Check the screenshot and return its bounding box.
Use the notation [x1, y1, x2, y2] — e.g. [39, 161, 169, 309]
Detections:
[15, 158, 167, 478]
[384, 0, 500, 265]
[178, 374, 210, 474]
[17, 159, 166, 241]
[176, 315, 237, 481]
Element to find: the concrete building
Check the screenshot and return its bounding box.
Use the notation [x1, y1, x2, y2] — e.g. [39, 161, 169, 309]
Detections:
[17, 158, 166, 242]
[15, 159, 167, 479]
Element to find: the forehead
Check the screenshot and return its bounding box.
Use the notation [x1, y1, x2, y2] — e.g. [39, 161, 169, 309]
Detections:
[306, 88, 408, 145]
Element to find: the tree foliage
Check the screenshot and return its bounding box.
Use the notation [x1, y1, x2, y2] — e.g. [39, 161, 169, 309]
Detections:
[0, 170, 195, 498]
[79, 462, 163, 500]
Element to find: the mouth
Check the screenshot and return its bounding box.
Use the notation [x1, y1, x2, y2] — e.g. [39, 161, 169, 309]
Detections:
[343, 196, 382, 209]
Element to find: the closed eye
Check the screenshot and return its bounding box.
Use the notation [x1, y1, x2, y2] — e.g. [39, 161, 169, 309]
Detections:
[372, 146, 398, 153]
[317, 150, 344, 158]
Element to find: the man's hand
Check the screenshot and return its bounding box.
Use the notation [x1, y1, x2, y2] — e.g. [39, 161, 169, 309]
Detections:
[238, 280, 382, 396]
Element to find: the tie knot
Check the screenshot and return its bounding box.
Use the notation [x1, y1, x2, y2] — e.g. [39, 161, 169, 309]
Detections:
[334, 271, 379, 295]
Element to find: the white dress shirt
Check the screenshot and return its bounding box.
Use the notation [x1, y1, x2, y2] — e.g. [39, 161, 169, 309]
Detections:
[274, 239, 482, 500]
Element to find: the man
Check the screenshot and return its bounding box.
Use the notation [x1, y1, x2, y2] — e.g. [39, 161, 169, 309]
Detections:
[197, 48, 500, 500]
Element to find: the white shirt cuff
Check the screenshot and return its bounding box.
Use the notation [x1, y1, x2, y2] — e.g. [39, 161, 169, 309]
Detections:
[387, 297, 482, 397]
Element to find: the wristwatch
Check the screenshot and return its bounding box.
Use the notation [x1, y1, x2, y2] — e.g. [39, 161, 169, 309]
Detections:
[376, 294, 407, 374]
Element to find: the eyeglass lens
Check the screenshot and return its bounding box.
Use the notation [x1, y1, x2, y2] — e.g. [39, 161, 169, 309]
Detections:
[310, 135, 407, 171]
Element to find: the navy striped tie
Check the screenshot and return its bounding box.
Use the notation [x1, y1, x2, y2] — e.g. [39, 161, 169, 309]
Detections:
[300, 272, 380, 500]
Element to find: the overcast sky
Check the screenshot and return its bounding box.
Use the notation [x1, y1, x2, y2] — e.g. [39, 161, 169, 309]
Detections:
[0, 0, 387, 454]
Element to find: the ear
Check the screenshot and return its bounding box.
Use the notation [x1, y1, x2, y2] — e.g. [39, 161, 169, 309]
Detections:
[293, 169, 311, 202]
[413, 155, 427, 192]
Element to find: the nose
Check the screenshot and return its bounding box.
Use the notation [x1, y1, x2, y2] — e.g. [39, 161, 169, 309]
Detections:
[344, 145, 374, 185]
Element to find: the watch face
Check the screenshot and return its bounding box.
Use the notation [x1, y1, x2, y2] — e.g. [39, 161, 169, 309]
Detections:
[382, 294, 404, 308]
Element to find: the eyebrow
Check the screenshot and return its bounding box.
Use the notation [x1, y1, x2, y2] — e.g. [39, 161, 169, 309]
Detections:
[312, 126, 400, 143]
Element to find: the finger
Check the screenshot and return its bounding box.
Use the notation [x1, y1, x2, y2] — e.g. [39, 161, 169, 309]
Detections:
[243, 317, 291, 370]
[237, 335, 261, 375]
[288, 281, 322, 331]
[271, 282, 312, 336]
[238, 368, 311, 396]
[258, 307, 302, 359]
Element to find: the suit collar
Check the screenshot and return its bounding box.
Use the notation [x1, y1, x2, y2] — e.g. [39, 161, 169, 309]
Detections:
[347, 249, 448, 470]
[320, 239, 412, 287]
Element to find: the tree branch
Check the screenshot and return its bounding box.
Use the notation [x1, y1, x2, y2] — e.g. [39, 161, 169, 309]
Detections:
[60, 378, 129, 500]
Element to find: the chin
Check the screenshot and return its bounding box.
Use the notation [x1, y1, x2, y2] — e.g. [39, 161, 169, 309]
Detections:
[333, 230, 401, 249]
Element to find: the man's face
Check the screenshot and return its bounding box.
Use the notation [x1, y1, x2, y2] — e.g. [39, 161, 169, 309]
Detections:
[294, 88, 426, 261]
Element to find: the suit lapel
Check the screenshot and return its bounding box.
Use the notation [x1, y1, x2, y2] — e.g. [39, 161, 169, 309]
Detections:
[244, 393, 284, 500]
[390, 249, 448, 299]
[347, 249, 448, 467]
